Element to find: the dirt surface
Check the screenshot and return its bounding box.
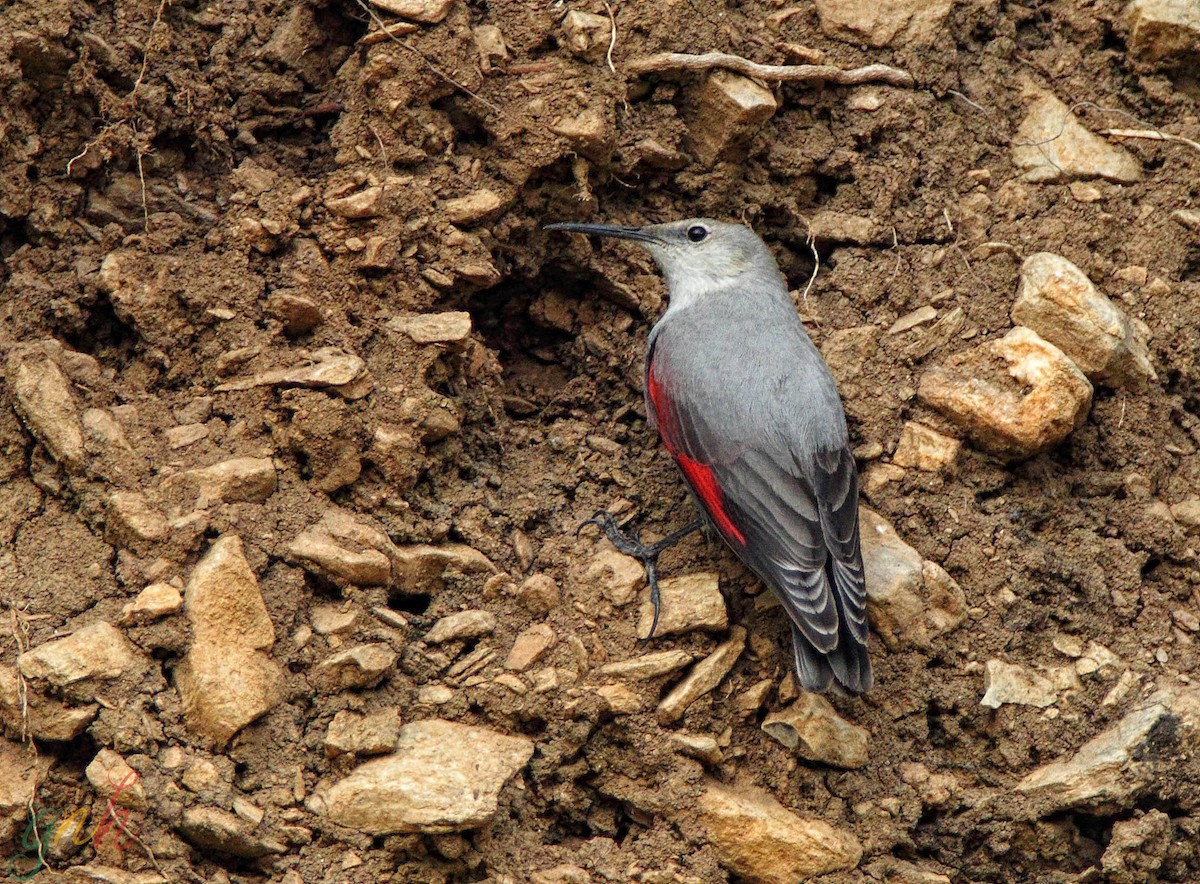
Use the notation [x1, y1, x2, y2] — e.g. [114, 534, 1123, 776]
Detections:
[2, 0, 1200, 881]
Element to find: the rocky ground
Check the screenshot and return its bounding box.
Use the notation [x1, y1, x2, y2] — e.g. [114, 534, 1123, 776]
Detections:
[1, 0, 1200, 881]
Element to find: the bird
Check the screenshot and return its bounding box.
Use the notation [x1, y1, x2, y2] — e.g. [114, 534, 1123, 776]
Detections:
[548, 218, 873, 694]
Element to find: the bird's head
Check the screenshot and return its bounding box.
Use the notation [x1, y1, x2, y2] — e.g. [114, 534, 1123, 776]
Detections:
[547, 218, 778, 308]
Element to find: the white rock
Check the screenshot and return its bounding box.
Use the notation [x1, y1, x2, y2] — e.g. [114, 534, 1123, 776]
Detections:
[311, 719, 534, 833]
[392, 311, 473, 344]
[761, 692, 869, 768]
[637, 572, 727, 638]
[1012, 89, 1142, 183]
[369, 0, 454, 23]
[859, 508, 966, 650]
[695, 779, 863, 883]
[596, 649, 694, 680]
[918, 326, 1093, 461]
[980, 659, 1058, 709]
[1013, 253, 1155, 386]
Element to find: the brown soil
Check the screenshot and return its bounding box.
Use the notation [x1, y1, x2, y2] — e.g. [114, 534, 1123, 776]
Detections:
[2, 0, 1199, 881]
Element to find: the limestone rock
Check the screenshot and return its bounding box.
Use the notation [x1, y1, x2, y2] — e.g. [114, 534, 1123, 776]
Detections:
[310, 603, 359, 635]
[558, 10, 612, 61]
[325, 708, 401, 757]
[19, 622, 142, 692]
[473, 24, 508, 71]
[657, 627, 746, 724]
[859, 508, 966, 650]
[1012, 252, 1155, 386]
[891, 421, 960, 472]
[170, 457, 278, 505]
[85, 749, 146, 809]
[0, 665, 97, 741]
[288, 510, 397, 586]
[637, 572, 727, 639]
[266, 291, 322, 337]
[392, 311, 472, 344]
[918, 326, 1093, 461]
[311, 644, 397, 692]
[324, 185, 382, 219]
[504, 623, 557, 671]
[687, 71, 777, 165]
[0, 738, 51, 844]
[442, 191, 503, 226]
[695, 779, 863, 883]
[178, 806, 286, 859]
[310, 719, 534, 833]
[8, 346, 85, 471]
[762, 692, 869, 769]
[215, 348, 372, 400]
[597, 649, 694, 680]
[594, 682, 643, 714]
[980, 659, 1057, 709]
[1012, 90, 1142, 183]
[1126, 0, 1200, 67]
[808, 211, 882, 245]
[105, 492, 169, 547]
[516, 574, 560, 616]
[391, 543, 495, 593]
[424, 610, 496, 644]
[549, 108, 611, 162]
[1101, 809, 1172, 883]
[177, 536, 283, 745]
[1171, 498, 1200, 530]
[370, 0, 454, 23]
[813, 0, 955, 47]
[585, 547, 646, 606]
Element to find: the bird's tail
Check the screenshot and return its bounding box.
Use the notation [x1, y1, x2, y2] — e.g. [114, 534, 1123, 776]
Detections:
[791, 623, 874, 694]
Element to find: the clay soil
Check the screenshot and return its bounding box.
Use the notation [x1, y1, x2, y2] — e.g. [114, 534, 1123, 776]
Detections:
[2, 0, 1200, 881]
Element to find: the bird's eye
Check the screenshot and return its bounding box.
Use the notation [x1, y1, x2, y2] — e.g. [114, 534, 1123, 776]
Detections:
[686, 225, 709, 242]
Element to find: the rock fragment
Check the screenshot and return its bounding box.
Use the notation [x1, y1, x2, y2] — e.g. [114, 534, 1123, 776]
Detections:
[657, 627, 746, 724]
[9, 347, 85, 470]
[687, 71, 778, 165]
[441, 190, 503, 226]
[585, 547, 646, 606]
[1101, 809, 1172, 883]
[175, 536, 283, 745]
[813, 0, 955, 47]
[391, 311, 472, 344]
[504, 623, 557, 671]
[559, 10, 612, 61]
[918, 326, 1093, 461]
[324, 185, 383, 219]
[0, 738, 51, 844]
[370, 0, 454, 23]
[859, 508, 966, 650]
[980, 660, 1057, 709]
[288, 510, 397, 586]
[695, 779, 863, 883]
[761, 692, 869, 769]
[178, 806, 286, 859]
[473, 24, 508, 71]
[266, 291, 322, 337]
[391, 543, 495, 593]
[1012, 252, 1155, 386]
[1012, 90, 1142, 183]
[424, 610, 497, 644]
[596, 649, 694, 680]
[311, 644, 397, 692]
[310, 719, 534, 834]
[891, 422, 960, 472]
[85, 749, 146, 809]
[1126, 0, 1200, 67]
[215, 348, 372, 400]
[120, 582, 183, 625]
[637, 572, 727, 639]
[516, 574, 560, 615]
[105, 492, 169, 547]
[549, 108, 612, 161]
[310, 603, 358, 635]
[168, 457, 278, 505]
[325, 709, 401, 757]
[19, 622, 142, 692]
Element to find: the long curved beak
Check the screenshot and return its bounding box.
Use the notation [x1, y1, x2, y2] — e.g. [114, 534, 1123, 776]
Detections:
[545, 222, 660, 244]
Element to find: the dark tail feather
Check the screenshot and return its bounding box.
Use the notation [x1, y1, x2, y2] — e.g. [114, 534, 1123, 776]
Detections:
[791, 624, 873, 694]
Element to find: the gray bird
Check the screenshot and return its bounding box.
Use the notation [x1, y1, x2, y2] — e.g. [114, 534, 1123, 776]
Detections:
[549, 218, 873, 693]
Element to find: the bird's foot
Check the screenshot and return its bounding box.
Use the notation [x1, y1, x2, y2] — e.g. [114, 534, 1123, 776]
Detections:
[577, 511, 703, 640]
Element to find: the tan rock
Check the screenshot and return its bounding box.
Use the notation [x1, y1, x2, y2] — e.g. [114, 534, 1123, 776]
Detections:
[1101, 809, 1172, 883]
[813, 0, 955, 47]
[0, 738, 51, 844]
[687, 71, 777, 165]
[442, 190, 503, 226]
[8, 347, 84, 470]
[266, 291, 322, 337]
[1012, 252, 1155, 386]
[310, 603, 359, 635]
[311, 644, 397, 692]
[0, 665, 96, 741]
[695, 779, 863, 883]
[672, 732, 723, 765]
[657, 627, 746, 724]
[173, 457, 278, 505]
[424, 610, 497, 644]
[325, 185, 383, 219]
[516, 574, 560, 616]
[370, 0, 454, 23]
[637, 572, 727, 638]
[585, 547, 646, 606]
[1126, 0, 1200, 66]
[892, 422, 960, 471]
[594, 683, 643, 715]
[310, 719, 534, 833]
[105, 492, 169, 547]
[185, 536, 275, 650]
[391, 543, 495, 593]
[85, 749, 146, 809]
[558, 10, 612, 61]
[215, 348, 372, 400]
[504, 623, 557, 671]
[1012, 90, 1142, 183]
[473, 24, 508, 71]
[178, 806, 286, 859]
[1170, 498, 1200, 530]
[393, 311, 473, 344]
[549, 108, 611, 161]
[808, 211, 881, 245]
[597, 649, 694, 680]
[19, 622, 141, 690]
[762, 693, 869, 769]
[859, 508, 966, 650]
[325, 708, 401, 757]
[120, 582, 183, 625]
[176, 643, 283, 746]
[980, 659, 1057, 709]
[288, 511, 397, 586]
[918, 326, 1093, 461]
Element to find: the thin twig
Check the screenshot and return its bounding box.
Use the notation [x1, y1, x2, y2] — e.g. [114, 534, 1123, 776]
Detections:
[603, 1, 618, 75]
[1100, 128, 1200, 154]
[800, 234, 821, 328]
[354, 0, 499, 113]
[625, 52, 914, 87]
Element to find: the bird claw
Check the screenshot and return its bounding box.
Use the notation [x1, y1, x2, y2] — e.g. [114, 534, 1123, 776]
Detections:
[577, 511, 704, 642]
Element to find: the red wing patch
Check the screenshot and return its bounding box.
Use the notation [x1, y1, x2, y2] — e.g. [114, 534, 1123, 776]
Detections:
[648, 359, 747, 546]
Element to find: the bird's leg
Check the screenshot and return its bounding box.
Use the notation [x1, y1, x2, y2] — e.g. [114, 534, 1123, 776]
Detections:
[577, 511, 704, 640]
